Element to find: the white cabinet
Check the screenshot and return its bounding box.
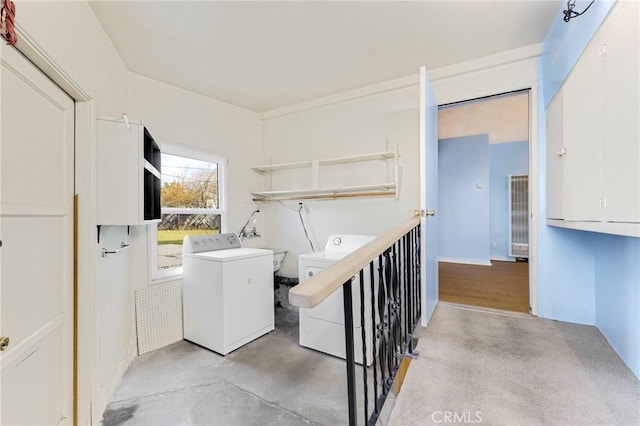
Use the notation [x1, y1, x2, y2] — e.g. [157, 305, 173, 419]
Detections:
[546, 0, 640, 236]
[601, 1, 640, 223]
[251, 151, 398, 201]
[96, 117, 161, 225]
[562, 34, 603, 222]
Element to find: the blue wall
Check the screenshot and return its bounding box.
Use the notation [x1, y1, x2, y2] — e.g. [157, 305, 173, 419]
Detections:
[438, 135, 490, 264]
[595, 235, 640, 378]
[490, 141, 529, 260]
[540, 0, 639, 378]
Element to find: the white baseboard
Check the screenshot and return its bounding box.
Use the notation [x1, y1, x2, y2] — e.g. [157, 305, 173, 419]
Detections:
[438, 257, 492, 266]
[490, 256, 516, 262]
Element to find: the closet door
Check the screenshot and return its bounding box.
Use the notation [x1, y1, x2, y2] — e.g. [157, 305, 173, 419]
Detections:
[601, 0, 640, 223]
[562, 35, 603, 222]
[1, 44, 75, 425]
[546, 89, 564, 220]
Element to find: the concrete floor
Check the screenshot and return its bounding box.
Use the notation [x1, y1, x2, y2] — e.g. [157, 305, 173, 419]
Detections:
[102, 286, 394, 425]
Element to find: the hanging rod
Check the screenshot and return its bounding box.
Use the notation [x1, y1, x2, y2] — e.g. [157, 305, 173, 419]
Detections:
[102, 242, 131, 258]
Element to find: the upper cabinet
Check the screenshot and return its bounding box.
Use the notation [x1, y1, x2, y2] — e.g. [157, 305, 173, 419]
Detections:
[546, 0, 640, 237]
[96, 117, 162, 225]
[546, 89, 564, 220]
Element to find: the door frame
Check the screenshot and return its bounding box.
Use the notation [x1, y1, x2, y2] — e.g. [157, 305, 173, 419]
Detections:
[14, 24, 98, 425]
[425, 59, 540, 316]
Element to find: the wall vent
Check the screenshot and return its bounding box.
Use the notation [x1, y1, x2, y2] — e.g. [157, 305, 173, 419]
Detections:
[509, 174, 529, 258]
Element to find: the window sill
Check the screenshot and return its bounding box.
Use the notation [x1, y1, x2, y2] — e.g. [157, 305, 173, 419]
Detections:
[150, 269, 183, 285]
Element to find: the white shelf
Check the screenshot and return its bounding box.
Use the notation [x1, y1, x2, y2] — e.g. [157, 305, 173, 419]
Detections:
[252, 151, 396, 173]
[251, 183, 396, 201]
[319, 151, 396, 166]
[251, 161, 312, 173]
[251, 149, 398, 202]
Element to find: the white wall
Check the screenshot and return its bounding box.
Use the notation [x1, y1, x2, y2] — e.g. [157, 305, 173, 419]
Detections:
[15, 0, 127, 116]
[261, 86, 420, 277]
[127, 72, 264, 250]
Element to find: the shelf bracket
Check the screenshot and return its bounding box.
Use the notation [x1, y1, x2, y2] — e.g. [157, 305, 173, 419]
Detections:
[97, 225, 102, 244]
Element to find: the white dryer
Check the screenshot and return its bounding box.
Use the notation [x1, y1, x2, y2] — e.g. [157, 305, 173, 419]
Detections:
[183, 233, 274, 355]
[298, 234, 376, 365]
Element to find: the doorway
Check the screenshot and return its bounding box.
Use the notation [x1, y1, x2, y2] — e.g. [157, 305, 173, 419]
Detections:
[436, 91, 530, 313]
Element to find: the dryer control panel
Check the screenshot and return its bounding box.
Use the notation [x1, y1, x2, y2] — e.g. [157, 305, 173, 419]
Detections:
[183, 233, 241, 254]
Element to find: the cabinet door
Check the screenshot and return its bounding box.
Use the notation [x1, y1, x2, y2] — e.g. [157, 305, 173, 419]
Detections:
[546, 89, 564, 220]
[601, 0, 640, 223]
[562, 38, 603, 222]
[96, 120, 143, 224]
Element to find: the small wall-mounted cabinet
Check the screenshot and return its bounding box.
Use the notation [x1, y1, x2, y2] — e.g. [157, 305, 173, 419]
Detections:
[546, 0, 640, 237]
[97, 117, 161, 225]
[251, 150, 398, 201]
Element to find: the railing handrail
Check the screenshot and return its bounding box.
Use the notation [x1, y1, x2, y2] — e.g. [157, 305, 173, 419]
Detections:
[289, 215, 420, 309]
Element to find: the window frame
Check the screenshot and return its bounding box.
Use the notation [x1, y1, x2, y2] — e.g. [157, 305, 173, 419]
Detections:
[149, 142, 227, 283]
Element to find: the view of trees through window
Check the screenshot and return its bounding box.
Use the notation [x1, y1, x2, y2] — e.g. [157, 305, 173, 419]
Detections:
[157, 153, 222, 270]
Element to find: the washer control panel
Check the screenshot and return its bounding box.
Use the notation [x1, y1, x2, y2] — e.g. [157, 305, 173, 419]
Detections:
[184, 233, 242, 254]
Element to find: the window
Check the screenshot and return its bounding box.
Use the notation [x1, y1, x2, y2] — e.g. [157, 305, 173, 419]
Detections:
[149, 145, 226, 280]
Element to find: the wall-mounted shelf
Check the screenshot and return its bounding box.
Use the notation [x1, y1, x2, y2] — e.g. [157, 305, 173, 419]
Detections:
[252, 183, 397, 201]
[251, 150, 398, 201]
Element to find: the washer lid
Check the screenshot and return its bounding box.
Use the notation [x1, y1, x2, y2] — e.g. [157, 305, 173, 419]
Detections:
[298, 250, 346, 263]
[185, 247, 272, 262]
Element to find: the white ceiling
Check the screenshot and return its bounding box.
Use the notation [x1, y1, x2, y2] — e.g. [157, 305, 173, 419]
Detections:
[89, 1, 562, 113]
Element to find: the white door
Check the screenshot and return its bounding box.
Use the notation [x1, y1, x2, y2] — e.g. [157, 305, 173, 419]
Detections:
[1, 44, 75, 425]
[420, 67, 438, 325]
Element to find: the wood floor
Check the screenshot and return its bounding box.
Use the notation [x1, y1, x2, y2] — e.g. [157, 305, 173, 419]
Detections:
[438, 260, 529, 313]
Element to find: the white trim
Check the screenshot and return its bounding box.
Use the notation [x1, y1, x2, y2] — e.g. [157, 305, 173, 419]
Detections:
[162, 207, 224, 215]
[158, 140, 227, 166]
[529, 83, 540, 317]
[14, 24, 90, 102]
[429, 44, 543, 82]
[75, 100, 98, 426]
[260, 44, 543, 120]
[419, 67, 428, 327]
[438, 257, 493, 266]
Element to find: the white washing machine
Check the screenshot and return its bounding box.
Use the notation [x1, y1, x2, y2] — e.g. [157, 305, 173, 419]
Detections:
[298, 234, 376, 365]
[182, 233, 274, 355]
